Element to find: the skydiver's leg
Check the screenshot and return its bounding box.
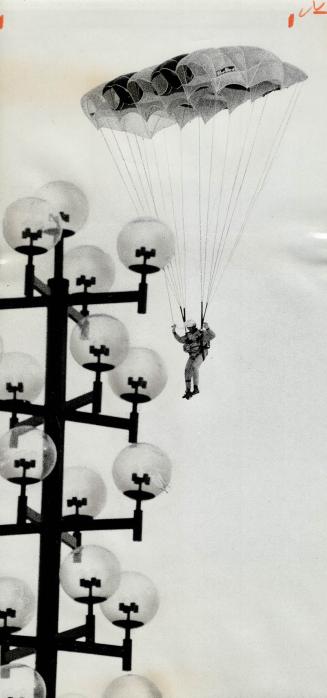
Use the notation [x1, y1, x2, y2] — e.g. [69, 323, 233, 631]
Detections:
[183, 358, 193, 398]
[192, 355, 204, 394]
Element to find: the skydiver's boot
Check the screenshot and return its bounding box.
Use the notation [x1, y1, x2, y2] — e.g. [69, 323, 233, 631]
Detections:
[182, 389, 192, 400]
[192, 385, 199, 396]
[182, 381, 192, 399]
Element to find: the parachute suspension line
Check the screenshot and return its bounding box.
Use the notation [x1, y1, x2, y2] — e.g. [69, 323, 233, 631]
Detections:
[163, 267, 176, 323]
[125, 132, 151, 212]
[179, 129, 187, 315]
[151, 136, 186, 319]
[212, 102, 255, 278]
[209, 85, 301, 303]
[133, 136, 158, 217]
[140, 137, 160, 217]
[202, 117, 216, 303]
[208, 98, 265, 301]
[152, 135, 169, 221]
[228, 85, 301, 255]
[206, 114, 231, 300]
[100, 129, 140, 214]
[110, 130, 146, 212]
[246, 85, 301, 210]
[165, 260, 183, 311]
[163, 129, 185, 310]
[206, 102, 255, 303]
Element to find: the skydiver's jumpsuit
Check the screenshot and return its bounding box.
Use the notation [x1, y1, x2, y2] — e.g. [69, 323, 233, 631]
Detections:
[172, 326, 216, 390]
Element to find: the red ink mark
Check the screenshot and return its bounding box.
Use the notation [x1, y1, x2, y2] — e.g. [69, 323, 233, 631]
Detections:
[0, 15, 4, 29]
[288, 12, 295, 25]
[313, 1, 327, 13]
[299, 5, 312, 16]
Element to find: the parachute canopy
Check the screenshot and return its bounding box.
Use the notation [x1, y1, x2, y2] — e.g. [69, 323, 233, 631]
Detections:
[81, 47, 307, 323]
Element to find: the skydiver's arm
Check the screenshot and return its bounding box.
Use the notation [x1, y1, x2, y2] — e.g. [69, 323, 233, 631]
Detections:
[205, 328, 216, 340]
[172, 330, 187, 343]
[202, 324, 216, 341]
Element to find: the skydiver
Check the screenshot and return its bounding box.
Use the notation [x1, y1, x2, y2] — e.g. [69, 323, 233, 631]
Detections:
[171, 319, 216, 399]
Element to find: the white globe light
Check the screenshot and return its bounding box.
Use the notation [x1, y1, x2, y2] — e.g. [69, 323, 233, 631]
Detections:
[0, 427, 57, 484]
[101, 571, 159, 628]
[60, 545, 121, 604]
[36, 181, 89, 233]
[117, 218, 174, 271]
[70, 315, 129, 372]
[0, 577, 35, 633]
[108, 348, 167, 402]
[3, 197, 62, 254]
[104, 674, 162, 698]
[62, 467, 106, 518]
[112, 443, 171, 499]
[0, 352, 44, 401]
[0, 664, 46, 698]
[64, 245, 115, 294]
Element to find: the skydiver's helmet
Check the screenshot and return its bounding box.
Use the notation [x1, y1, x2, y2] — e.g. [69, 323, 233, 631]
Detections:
[185, 319, 197, 333]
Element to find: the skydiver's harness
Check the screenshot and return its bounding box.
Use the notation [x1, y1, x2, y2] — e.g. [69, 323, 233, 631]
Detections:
[183, 329, 211, 362]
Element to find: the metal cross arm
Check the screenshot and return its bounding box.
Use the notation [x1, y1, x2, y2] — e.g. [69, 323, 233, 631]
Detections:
[60, 508, 143, 543]
[61, 517, 134, 533]
[0, 296, 48, 310]
[64, 408, 138, 443]
[68, 289, 140, 307]
[0, 522, 40, 536]
[56, 636, 132, 671]
[33, 276, 51, 296]
[0, 400, 45, 419]
[68, 283, 147, 315]
[57, 625, 88, 641]
[2, 633, 37, 664]
[2, 626, 131, 670]
[65, 391, 95, 411]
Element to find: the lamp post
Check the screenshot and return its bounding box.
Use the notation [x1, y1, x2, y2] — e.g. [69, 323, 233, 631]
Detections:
[0, 182, 173, 698]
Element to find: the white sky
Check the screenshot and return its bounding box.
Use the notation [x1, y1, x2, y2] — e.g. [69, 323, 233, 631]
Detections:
[1, 1, 327, 697]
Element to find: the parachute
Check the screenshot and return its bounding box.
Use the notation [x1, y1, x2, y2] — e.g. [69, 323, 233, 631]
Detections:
[81, 47, 307, 325]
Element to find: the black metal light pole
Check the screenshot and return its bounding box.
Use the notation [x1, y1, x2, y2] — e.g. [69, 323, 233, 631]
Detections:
[36, 240, 69, 692]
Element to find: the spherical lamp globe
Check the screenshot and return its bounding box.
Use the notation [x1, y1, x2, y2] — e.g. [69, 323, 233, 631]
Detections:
[64, 245, 115, 293]
[70, 315, 129, 372]
[0, 577, 35, 634]
[36, 181, 89, 234]
[62, 467, 106, 519]
[104, 674, 162, 698]
[0, 426, 57, 485]
[117, 218, 174, 272]
[60, 545, 121, 604]
[0, 664, 46, 698]
[0, 352, 44, 402]
[3, 197, 62, 254]
[112, 443, 171, 500]
[108, 348, 167, 403]
[101, 571, 159, 629]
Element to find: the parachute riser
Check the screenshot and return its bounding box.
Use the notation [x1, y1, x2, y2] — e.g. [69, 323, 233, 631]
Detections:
[200, 300, 208, 329]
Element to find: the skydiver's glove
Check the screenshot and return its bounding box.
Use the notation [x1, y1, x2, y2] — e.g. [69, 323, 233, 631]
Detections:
[202, 322, 209, 330]
[171, 324, 176, 332]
